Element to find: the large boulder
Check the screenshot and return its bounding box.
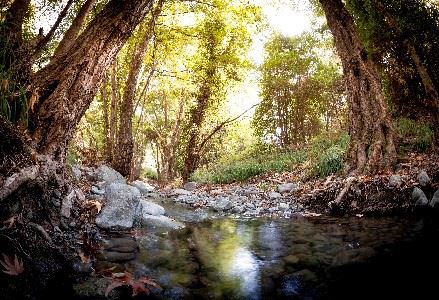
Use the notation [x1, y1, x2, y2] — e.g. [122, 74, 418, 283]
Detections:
[209, 197, 233, 211]
[130, 180, 155, 194]
[417, 170, 430, 187]
[95, 183, 140, 229]
[96, 165, 126, 185]
[412, 187, 429, 207]
[136, 199, 165, 217]
[430, 190, 439, 209]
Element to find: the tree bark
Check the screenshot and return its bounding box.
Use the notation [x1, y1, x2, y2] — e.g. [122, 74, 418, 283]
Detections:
[29, 0, 155, 162]
[108, 61, 119, 163]
[319, 0, 397, 174]
[53, 0, 97, 58]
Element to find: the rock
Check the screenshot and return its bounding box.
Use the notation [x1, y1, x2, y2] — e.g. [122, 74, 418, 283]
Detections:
[417, 170, 430, 187]
[140, 215, 184, 232]
[210, 198, 233, 211]
[171, 188, 192, 196]
[61, 190, 75, 218]
[91, 185, 105, 195]
[71, 165, 82, 181]
[136, 199, 165, 217]
[412, 187, 429, 206]
[75, 189, 86, 202]
[130, 180, 155, 194]
[183, 181, 198, 191]
[95, 183, 140, 230]
[269, 192, 282, 199]
[103, 238, 138, 251]
[279, 203, 289, 211]
[284, 255, 300, 264]
[292, 269, 318, 282]
[388, 175, 402, 188]
[429, 190, 439, 209]
[278, 183, 298, 194]
[97, 251, 136, 262]
[72, 260, 93, 274]
[51, 197, 60, 208]
[96, 165, 126, 185]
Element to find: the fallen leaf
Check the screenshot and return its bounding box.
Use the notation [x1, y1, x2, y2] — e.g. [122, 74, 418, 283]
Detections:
[0, 253, 24, 275]
[1, 216, 16, 229]
[84, 200, 102, 213]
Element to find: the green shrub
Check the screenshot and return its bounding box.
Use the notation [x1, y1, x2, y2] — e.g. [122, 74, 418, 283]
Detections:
[396, 118, 433, 152]
[310, 132, 349, 178]
[191, 149, 307, 184]
[142, 167, 158, 180]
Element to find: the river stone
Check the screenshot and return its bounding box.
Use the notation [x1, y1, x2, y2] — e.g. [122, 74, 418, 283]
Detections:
[210, 198, 233, 211]
[97, 250, 136, 262]
[91, 185, 105, 195]
[417, 170, 430, 187]
[388, 175, 402, 188]
[95, 183, 140, 230]
[140, 215, 184, 231]
[278, 183, 298, 193]
[183, 181, 198, 191]
[61, 190, 75, 218]
[96, 165, 126, 185]
[103, 238, 138, 251]
[136, 199, 165, 216]
[269, 192, 282, 199]
[412, 187, 429, 206]
[171, 188, 192, 196]
[71, 165, 82, 181]
[130, 180, 155, 194]
[332, 247, 376, 266]
[429, 190, 439, 209]
[279, 203, 290, 211]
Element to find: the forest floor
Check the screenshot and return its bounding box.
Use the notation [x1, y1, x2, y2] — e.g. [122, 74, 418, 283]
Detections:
[162, 152, 439, 217]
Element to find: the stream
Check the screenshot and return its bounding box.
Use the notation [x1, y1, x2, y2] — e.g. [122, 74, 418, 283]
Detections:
[126, 200, 439, 299]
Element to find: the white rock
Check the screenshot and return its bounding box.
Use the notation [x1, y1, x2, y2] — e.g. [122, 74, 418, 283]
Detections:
[277, 183, 298, 193]
[136, 199, 165, 216]
[130, 180, 155, 194]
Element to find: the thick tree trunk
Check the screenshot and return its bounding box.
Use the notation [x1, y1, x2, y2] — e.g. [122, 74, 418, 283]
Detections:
[53, 0, 97, 58]
[319, 0, 397, 174]
[29, 0, 155, 162]
[101, 75, 111, 161]
[113, 30, 152, 177]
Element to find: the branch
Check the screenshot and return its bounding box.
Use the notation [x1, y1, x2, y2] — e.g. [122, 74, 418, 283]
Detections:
[0, 165, 38, 202]
[198, 103, 259, 152]
[32, 0, 74, 58]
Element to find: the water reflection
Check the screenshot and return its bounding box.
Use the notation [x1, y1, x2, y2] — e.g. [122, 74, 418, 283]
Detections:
[137, 216, 437, 299]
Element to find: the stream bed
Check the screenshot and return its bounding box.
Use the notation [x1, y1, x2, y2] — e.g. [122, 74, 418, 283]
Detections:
[128, 201, 439, 299]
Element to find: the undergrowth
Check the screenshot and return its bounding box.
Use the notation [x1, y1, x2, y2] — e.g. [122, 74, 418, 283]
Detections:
[192, 132, 349, 183]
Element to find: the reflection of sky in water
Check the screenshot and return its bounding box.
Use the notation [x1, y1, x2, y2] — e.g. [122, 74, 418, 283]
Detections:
[229, 247, 261, 300]
[259, 221, 283, 259]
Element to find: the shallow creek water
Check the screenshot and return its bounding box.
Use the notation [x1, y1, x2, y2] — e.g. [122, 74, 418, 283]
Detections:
[133, 201, 439, 299]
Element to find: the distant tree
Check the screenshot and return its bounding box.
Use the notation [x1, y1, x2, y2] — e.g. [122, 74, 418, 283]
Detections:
[253, 33, 344, 148]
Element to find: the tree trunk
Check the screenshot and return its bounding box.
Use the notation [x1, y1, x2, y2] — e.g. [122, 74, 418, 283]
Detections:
[28, 0, 154, 162]
[113, 29, 152, 177]
[101, 75, 110, 161]
[182, 77, 213, 182]
[53, 0, 97, 58]
[108, 61, 119, 163]
[319, 0, 397, 174]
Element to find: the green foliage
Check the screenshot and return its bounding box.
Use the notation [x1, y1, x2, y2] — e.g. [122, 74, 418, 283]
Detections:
[253, 31, 344, 148]
[311, 132, 349, 177]
[192, 150, 307, 183]
[396, 118, 433, 152]
[142, 167, 158, 180]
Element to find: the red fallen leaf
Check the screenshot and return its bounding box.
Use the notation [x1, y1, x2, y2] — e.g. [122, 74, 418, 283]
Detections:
[0, 253, 24, 275]
[105, 272, 161, 297]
